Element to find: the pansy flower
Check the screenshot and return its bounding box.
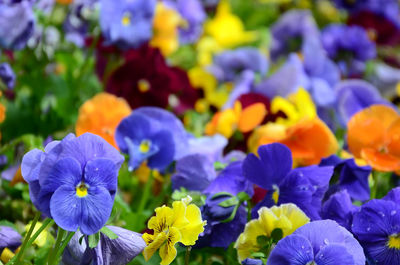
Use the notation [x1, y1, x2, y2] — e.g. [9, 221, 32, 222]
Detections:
[234, 204, 310, 262]
[21, 133, 124, 235]
[205, 101, 267, 138]
[115, 107, 189, 171]
[0, 226, 21, 263]
[268, 220, 365, 265]
[99, 0, 156, 49]
[243, 143, 333, 219]
[352, 188, 400, 265]
[0, 63, 16, 90]
[142, 196, 206, 265]
[249, 118, 338, 166]
[347, 104, 400, 172]
[76, 93, 131, 149]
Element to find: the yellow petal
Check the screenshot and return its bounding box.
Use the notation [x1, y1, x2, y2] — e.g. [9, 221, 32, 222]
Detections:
[148, 206, 174, 233]
[179, 204, 206, 246]
[143, 232, 168, 261]
[159, 227, 181, 265]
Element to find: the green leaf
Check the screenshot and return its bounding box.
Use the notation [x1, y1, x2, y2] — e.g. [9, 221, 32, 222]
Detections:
[100, 226, 118, 240]
[237, 192, 251, 202]
[214, 161, 227, 171]
[211, 192, 234, 200]
[88, 232, 100, 248]
[251, 252, 267, 259]
[218, 197, 239, 208]
[79, 235, 85, 245]
[256, 235, 270, 246]
[271, 228, 283, 242]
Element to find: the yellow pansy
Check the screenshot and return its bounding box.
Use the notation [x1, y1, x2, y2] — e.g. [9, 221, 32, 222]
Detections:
[143, 196, 206, 265]
[25, 222, 52, 247]
[204, 0, 256, 49]
[151, 2, 182, 56]
[271, 88, 316, 126]
[234, 204, 309, 262]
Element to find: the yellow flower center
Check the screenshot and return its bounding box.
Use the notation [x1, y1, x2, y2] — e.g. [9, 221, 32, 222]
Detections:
[388, 234, 400, 249]
[272, 185, 279, 204]
[139, 140, 151, 153]
[76, 183, 88, 198]
[138, 79, 151, 93]
[121, 12, 131, 26]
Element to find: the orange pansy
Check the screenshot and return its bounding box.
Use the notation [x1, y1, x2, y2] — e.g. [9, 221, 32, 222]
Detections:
[75, 93, 131, 149]
[249, 118, 338, 166]
[347, 104, 400, 172]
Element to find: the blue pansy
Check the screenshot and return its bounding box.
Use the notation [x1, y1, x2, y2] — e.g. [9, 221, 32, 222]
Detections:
[0, 226, 21, 252]
[0, 0, 35, 50]
[268, 220, 365, 265]
[242, 259, 263, 265]
[0, 63, 16, 89]
[335, 79, 392, 124]
[115, 107, 188, 171]
[100, 0, 156, 49]
[21, 133, 124, 235]
[352, 191, 400, 265]
[209, 48, 268, 82]
[321, 190, 358, 231]
[320, 155, 371, 201]
[321, 24, 376, 76]
[243, 143, 333, 220]
[62, 225, 146, 265]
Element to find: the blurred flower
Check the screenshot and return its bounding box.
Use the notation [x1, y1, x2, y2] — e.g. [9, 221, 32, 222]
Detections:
[321, 24, 376, 76]
[203, 0, 256, 49]
[249, 118, 338, 166]
[76, 93, 131, 149]
[0, 63, 16, 89]
[320, 155, 371, 201]
[173, 0, 206, 44]
[105, 45, 197, 115]
[242, 259, 263, 265]
[335, 80, 391, 124]
[347, 104, 400, 172]
[205, 101, 267, 138]
[21, 133, 124, 235]
[243, 143, 333, 220]
[100, 0, 156, 48]
[209, 48, 269, 82]
[143, 196, 206, 265]
[268, 220, 365, 265]
[235, 204, 309, 262]
[321, 190, 358, 231]
[62, 225, 146, 265]
[352, 191, 400, 265]
[271, 88, 316, 126]
[25, 221, 52, 247]
[115, 107, 189, 171]
[0, 226, 21, 264]
[150, 2, 182, 56]
[0, 0, 35, 50]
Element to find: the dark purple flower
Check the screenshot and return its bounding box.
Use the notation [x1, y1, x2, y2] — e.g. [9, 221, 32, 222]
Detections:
[0, 226, 21, 251]
[322, 24, 376, 76]
[99, 0, 156, 49]
[0, 63, 16, 89]
[62, 225, 146, 265]
[268, 220, 365, 265]
[21, 133, 124, 235]
[115, 107, 189, 171]
[335, 79, 392, 124]
[243, 143, 333, 220]
[320, 155, 371, 201]
[321, 190, 358, 231]
[242, 259, 263, 265]
[352, 194, 400, 265]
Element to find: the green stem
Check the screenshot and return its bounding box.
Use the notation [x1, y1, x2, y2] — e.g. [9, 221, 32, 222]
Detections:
[184, 247, 192, 265]
[26, 219, 54, 247]
[137, 170, 154, 214]
[52, 231, 75, 264]
[13, 212, 41, 264]
[371, 171, 378, 199]
[47, 228, 66, 265]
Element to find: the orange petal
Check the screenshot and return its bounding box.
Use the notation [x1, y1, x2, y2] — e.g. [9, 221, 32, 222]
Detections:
[361, 148, 400, 172]
[238, 103, 267, 133]
[387, 117, 400, 157]
[347, 104, 399, 158]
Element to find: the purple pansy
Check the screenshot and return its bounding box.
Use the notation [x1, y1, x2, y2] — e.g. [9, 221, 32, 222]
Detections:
[62, 225, 146, 265]
[0, 226, 21, 251]
[0, 0, 35, 50]
[21, 133, 124, 235]
[99, 0, 156, 49]
[268, 220, 365, 265]
[352, 190, 400, 265]
[0, 63, 16, 89]
[116, 107, 189, 171]
[320, 155, 371, 201]
[243, 143, 333, 220]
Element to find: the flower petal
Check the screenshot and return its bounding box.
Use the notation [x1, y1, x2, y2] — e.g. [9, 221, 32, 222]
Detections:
[238, 103, 267, 133]
[84, 158, 118, 196]
[147, 130, 175, 170]
[361, 147, 400, 172]
[314, 244, 355, 265]
[267, 234, 314, 265]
